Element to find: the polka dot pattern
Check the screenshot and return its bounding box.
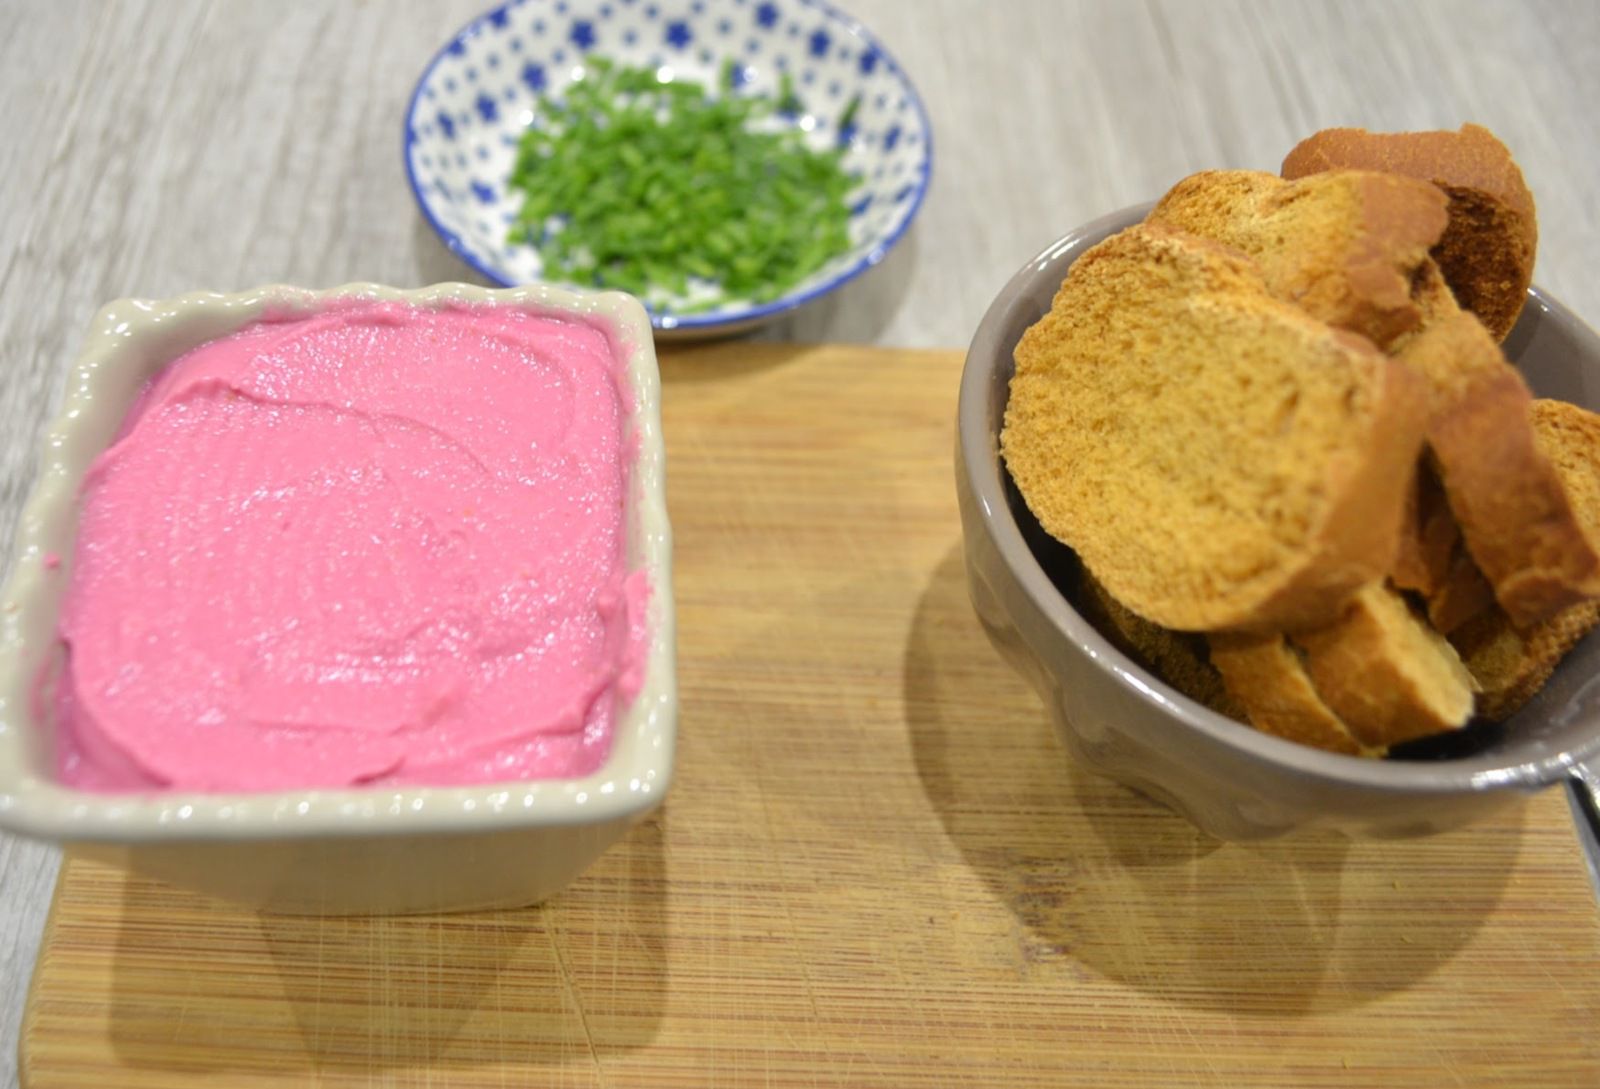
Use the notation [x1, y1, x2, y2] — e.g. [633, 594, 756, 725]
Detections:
[404, 0, 932, 333]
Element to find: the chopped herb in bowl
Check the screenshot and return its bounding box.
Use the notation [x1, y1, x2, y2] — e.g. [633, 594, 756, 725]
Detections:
[506, 57, 857, 313]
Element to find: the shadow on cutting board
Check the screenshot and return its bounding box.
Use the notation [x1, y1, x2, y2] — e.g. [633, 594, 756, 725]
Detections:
[655, 338, 814, 382]
[106, 812, 668, 1079]
[904, 543, 1520, 1017]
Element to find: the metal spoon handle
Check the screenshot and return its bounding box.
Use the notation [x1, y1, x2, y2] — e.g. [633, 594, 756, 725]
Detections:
[1568, 762, 1600, 901]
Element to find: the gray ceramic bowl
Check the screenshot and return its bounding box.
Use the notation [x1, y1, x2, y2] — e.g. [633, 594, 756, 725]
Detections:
[956, 203, 1600, 841]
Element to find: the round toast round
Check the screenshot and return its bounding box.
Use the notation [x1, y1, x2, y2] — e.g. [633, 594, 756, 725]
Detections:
[1002, 223, 1428, 633]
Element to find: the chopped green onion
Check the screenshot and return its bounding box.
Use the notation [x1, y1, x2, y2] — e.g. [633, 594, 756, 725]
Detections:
[506, 58, 856, 311]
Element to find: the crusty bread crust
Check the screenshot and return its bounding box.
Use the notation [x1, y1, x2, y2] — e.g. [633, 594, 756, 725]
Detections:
[1396, 286, 1600, 625]
[1294, 584, 1476, 749]
[1274, 351, 1430, 630]
[1208, 633, 1370, 755]
[1391, 459, 1457, 598]
[1451, 400, 1600, 719]
[1425, 541, 1497, 635]
[1453, 600, 1600, 721]
[1003, 224, 1428, 633]
[1388, 455, 1498, 634]
[1282, 124, 1537, 341]
[1147, 169, 1448, 349]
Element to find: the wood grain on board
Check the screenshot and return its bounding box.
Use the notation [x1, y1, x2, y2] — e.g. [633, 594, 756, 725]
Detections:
[19, 344, 1600, 1088]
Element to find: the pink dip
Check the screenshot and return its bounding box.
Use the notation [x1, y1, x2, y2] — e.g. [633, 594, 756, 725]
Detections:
[55, 302, 647, 792]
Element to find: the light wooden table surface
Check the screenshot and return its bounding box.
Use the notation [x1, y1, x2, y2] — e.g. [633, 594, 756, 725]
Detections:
[2, 0, 1597, 1084]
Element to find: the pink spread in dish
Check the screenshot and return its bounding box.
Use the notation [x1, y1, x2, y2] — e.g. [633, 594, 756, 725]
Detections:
[55, 301, 648, 792]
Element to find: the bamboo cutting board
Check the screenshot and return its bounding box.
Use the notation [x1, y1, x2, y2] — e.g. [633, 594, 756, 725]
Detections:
[20, 343, 1600, 1088]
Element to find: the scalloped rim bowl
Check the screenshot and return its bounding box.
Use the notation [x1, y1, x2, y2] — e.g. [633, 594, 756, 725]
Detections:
[403, 0, 934, 338]
[0, 282, 676, 912]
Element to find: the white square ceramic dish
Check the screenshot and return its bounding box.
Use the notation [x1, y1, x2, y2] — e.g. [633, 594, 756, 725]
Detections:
[0, 282, 676, 914]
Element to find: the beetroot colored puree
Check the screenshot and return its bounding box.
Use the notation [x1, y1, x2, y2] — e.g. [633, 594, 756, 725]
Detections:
[55, 302, 648, 792]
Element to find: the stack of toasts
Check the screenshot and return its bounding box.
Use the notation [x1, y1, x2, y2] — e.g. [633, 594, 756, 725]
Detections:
[1002, 124, 1600, 757]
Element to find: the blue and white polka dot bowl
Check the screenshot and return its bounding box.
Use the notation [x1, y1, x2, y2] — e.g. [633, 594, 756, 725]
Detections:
[404, 0, 933, 338]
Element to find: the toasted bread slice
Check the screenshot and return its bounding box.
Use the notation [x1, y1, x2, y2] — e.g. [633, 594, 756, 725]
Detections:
[1076, 570, 1243, 717]
[1002, 224, 1428, 633]
[1146, 168, 1447, 349]
[1396, 264, 1600, 625]
[1282, 124, 1537, 341]
[1533, 398, 1600, 556]
[1454, 601, 1600, 721]
[1451, 400, 1600, 719]
[1294, 584, 1476, 749]
[1389, 456, 1496, 634]
[1391, 458, 1457, 599]
[1208, 633, 1371, 756]
[1426, 540, 1497, 635]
